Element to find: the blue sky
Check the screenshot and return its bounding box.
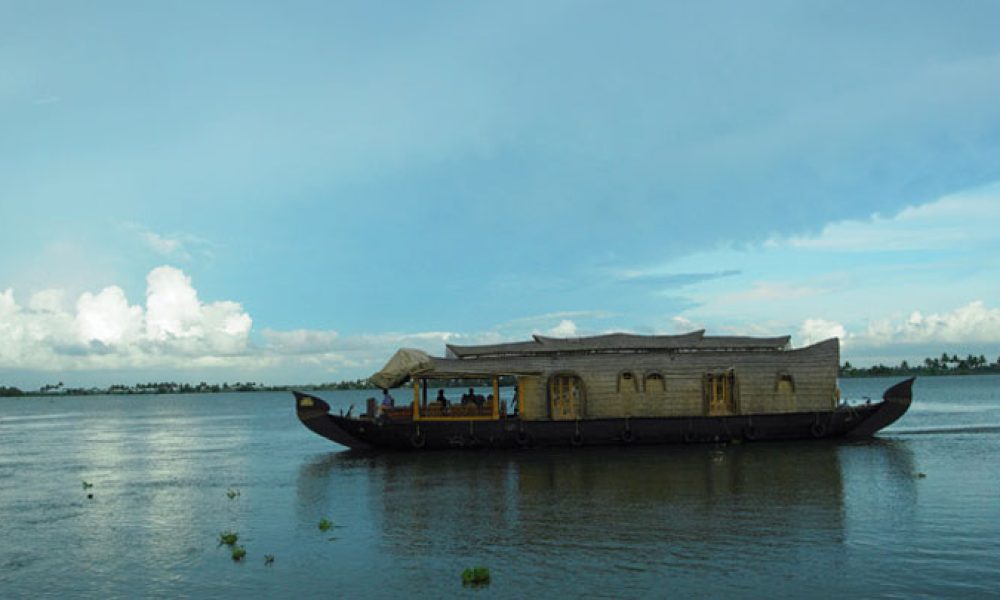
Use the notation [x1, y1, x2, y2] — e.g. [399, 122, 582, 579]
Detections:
[2, 1, 1000, 387]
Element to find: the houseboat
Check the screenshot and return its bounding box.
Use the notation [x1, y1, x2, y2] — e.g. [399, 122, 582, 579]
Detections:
[293, 330, 913, 450]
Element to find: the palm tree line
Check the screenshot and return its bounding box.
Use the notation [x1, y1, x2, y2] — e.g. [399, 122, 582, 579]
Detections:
[841, 352, 1000, 377]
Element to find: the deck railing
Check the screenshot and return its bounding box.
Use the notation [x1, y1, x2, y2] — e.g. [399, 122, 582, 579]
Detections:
[418, 402, 497, 418]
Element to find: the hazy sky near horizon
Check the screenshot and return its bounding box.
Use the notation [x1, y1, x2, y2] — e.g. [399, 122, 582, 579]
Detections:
[3, 1, 1000, 387]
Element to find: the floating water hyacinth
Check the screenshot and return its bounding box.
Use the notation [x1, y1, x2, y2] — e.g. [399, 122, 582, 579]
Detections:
[219, 530, 239, 546]
[462, 567, 490, 586]
[318, 518, 333, 532]
[231, 546, 246, 561]
[264, 554, 275, 565]
[226, 488, 240, 499]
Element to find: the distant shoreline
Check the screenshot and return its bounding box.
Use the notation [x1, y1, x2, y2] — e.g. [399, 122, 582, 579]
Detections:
[0, 376, 505, 397]
[839, 367, 1000, 379]
[2, 370, 996, 398]
[839, 370, 999, 379]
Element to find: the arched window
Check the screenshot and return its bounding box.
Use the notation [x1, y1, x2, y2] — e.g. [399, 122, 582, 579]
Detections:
[776, 372, 795, 407]
[776, 373, 795, 393]
[644, 372, 665, 393]
[617, 370, 639, 394]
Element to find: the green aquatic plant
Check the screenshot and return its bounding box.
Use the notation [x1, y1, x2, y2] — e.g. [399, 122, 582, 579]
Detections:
[264, 554, 275, 565]
[82, 481, 93, 489]
[318, 518, 333, 532]
[231, 546, 246, 561]
[461, 567, 491, 586]
[219, 530, 239, 546]
[226, 488, 240, 499]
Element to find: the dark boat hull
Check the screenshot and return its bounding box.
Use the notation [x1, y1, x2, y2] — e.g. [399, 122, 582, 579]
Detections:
[294, 378, 914, 451]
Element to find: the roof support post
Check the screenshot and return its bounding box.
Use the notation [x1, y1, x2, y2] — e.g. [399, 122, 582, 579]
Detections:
[413, 378, 420, 420]
[492, 376, 500, 419]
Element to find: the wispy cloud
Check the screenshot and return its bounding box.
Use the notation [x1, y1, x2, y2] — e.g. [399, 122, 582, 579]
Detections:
[618, 183, 1000, 349]
[771, 184, 1000, 252]
[716, 281, 822, 304]
[498, 310, 617, 330]
[122, 222, 215, 262]
[143, 230, 190, 260]
[616, 269, 741, 288]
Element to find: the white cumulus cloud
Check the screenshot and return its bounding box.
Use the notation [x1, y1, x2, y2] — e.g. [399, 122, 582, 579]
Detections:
[543, 319, 578, 337]
[76, 286, 143, 345]
[797, 319, 847, 347]
[0, 266, 252, 371]
[793, 300, 1000, 353]
[861, 301, 1000, 346]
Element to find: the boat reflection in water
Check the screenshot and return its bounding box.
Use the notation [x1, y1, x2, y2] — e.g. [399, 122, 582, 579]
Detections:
[297, 441, 917, 597]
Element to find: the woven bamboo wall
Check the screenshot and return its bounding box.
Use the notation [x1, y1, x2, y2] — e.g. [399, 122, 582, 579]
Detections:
[431, 338, 839, 421]
[520, 377, 545, 420]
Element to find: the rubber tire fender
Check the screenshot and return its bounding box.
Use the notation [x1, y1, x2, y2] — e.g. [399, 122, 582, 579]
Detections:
[410, 430, 426, 449]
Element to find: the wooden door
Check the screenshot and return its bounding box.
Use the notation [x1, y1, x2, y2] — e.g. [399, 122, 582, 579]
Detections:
[706, 372, 736, 416]
[549, 374, 584, 420]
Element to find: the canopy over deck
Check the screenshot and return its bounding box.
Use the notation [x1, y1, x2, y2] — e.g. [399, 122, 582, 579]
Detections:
[369, 348, 436, 389]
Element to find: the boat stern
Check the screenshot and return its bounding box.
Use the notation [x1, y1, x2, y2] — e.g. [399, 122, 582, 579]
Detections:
[845, 377, 915, 438]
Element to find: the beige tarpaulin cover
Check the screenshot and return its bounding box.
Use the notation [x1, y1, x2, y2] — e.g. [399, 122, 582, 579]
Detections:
[369, 348, 435, 389]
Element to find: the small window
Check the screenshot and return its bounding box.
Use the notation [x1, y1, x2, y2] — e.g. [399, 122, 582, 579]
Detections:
[617, 371, 638, 393]
[776, 373, 795, 407]
[644, 372, 665, 393]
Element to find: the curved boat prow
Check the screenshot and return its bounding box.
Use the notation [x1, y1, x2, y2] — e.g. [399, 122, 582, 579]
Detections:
[845, 377, 915, 438]
[293, 391, 373, 450]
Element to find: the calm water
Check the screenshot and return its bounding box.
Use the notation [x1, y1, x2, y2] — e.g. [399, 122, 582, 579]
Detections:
[2, 376, 999, 599]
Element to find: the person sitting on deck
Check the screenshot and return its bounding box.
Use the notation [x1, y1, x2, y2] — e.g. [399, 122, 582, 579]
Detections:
[381, 388, 395, 408]
[461, 388, 476, 406]
[436, 389, 448, 408]
[485, 394, 493, 410]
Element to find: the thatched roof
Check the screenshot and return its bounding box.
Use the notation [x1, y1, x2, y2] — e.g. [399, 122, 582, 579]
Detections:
[693, 335, 791, 350]
[368, 348, 435, 389]
[445, 330, 789, 358]
[447, 331, 705, 358]
[531, 331, 706, 351]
